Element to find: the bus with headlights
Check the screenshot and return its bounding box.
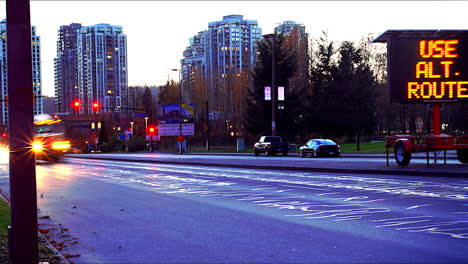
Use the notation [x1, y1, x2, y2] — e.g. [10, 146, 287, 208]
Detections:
[33, 114, 71, 162]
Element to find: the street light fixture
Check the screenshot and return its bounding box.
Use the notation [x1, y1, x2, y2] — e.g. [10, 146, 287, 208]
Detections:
[172, 68, 183, 153]
[144, 116, 148, 135]
[263, 33, 276, 135]
[144, 116, 149, 152]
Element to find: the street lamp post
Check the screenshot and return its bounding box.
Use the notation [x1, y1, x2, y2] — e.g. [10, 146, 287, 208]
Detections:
[144, 117, 148, 133]
[263, 33, 276, 135]
[172, 68, 183, 154]
[144, 116, 149, 152]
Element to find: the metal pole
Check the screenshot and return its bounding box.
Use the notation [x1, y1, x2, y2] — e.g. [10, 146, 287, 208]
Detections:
[6, 0, 39, 262]
[144, 117, 148, 151]
[432, 103, 441, 135]
[145, 117, 148, 133]
[206, 100, 210, 151]
[271, 34, 276, 136]
[171, 69, 182, 153]
[179, 70, 182, 153]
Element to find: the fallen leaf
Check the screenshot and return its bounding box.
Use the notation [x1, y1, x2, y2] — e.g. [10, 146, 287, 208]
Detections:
[38, 228, 49, 234]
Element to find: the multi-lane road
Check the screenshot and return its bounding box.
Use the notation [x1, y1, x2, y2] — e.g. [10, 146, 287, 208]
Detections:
[0, 155, 467, 263]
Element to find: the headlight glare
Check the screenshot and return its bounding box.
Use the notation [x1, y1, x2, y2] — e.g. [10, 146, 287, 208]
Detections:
[32, 141, 43, 152]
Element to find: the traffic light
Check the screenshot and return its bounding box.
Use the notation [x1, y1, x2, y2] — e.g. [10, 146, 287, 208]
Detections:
[148, 125, 157, 137]
[92, 101, 99, 113]
[72, 100, 81, 111]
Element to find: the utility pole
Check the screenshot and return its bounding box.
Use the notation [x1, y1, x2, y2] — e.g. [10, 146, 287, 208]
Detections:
[271, 34, 276, 136]
[172, 68, 183, 154]
[6, 0, 39, 262]
[206, 100, 210, 151]
[263, 33, 276, 135]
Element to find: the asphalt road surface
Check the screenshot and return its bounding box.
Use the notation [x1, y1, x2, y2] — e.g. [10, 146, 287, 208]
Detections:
[0, 157, 467, 263]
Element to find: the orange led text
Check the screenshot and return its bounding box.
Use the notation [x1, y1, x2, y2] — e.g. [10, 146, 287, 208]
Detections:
[406, 39, 466, 100]
[407, 81, 468, 99]
[419, 40, 459, 58]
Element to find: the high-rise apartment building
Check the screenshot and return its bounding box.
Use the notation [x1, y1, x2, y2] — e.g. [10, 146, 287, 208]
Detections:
[180, 31, 205, 102]
[54, 23, 82, 114]
[181, 15, 262, 118]
[275, 20, 307, 37]
[275, 21, 309, 94]
[55, 23, 128, 115]
[0, 19, 42, 125]
[205, 15, 261, 78]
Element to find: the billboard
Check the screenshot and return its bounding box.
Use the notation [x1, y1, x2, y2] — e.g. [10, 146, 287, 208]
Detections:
[157, 104, 195, 136]
[389, 35, 468, 103]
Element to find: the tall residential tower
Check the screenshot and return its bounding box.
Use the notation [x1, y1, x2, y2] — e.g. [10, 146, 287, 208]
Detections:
[54, 23, 82, 114]
[181, 15, 262, 119]
[0, 19, 42, 125]
[55, 23, 128, 115]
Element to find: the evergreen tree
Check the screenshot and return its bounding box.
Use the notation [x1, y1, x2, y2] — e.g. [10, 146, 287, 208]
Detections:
[324, 40, 377, 148]
[158, 80, 179, 105]
[309, 31, 338, 136]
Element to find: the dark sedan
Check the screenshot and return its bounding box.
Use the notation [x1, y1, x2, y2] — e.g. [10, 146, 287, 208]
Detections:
[299, 139, 341, 158]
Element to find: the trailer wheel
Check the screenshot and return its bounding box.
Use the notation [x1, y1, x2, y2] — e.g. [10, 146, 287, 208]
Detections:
[457, 149, 468, 163]
[394, 141, 411, 166]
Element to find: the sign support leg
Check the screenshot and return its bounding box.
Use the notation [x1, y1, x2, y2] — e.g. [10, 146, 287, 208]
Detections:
[432, 103, 441, 136]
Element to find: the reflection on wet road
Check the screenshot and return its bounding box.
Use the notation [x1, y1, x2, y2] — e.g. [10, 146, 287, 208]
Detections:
[0, 158, 467, 263]
[66, 159, 468, 238]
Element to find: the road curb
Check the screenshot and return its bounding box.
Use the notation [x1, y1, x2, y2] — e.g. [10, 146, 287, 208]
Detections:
[0, 192, 71, 264]
[68, 155, 468, 178]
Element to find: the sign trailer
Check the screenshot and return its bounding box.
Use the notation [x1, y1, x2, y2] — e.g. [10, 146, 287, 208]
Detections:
[374, 30, 468, 166]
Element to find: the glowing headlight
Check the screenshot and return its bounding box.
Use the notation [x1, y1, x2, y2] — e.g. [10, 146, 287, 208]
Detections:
[32, 142, 43, 152]
[51, 141, 71, 150]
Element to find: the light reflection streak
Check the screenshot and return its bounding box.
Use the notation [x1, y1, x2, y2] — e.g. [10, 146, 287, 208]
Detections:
[406, 203, 439, 210]
[65, 158, 468, 239]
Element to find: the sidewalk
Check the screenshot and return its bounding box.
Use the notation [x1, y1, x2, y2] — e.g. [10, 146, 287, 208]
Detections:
[66, 152, 468, 178]
[178, 151, 459, 159]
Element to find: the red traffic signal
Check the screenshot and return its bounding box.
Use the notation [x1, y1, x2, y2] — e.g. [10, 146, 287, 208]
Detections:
[148, 125, 158, 137]
[72, 100, 81, 111]
[92, 101, 99, 113]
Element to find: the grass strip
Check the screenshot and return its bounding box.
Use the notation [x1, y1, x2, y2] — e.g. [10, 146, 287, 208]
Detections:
[339, 142, 386, 154]
[0, 197, 63, 263]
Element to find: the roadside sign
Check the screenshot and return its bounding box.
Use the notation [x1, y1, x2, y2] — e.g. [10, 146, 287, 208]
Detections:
[158, 123, 195, 136]
[146, 135, 161, 141]
[264, 86, 271, 100]
[124, 130, 132, 135]
[374, 30, 468, 103]
[278, 86, 285, 101]
[182, 104, 194, 115]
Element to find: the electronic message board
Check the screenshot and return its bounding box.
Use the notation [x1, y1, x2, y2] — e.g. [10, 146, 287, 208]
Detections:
[389, 35, 468, 103]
